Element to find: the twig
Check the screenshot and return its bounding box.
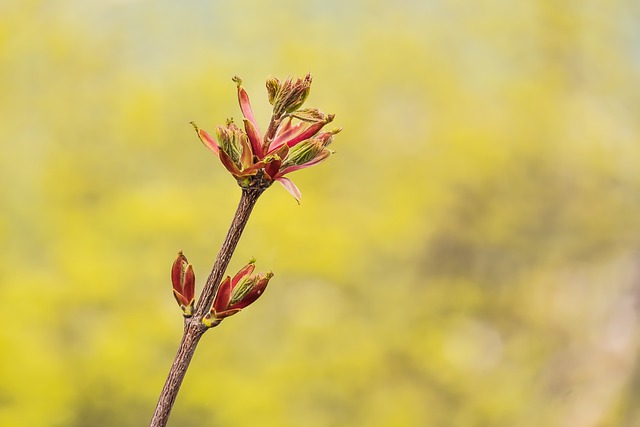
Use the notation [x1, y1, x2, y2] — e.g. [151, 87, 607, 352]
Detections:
[150, 73, 337, 426]
[149, 186, 266, 427]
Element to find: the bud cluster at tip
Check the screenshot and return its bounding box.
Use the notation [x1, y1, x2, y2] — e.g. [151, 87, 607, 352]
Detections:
[170, 252, 273, 327]
[191, 73, 341, 204]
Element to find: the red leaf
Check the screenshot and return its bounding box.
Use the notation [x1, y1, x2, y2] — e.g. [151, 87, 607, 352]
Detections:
[212, 276, 232, 313]
[275, 177, 302, 204]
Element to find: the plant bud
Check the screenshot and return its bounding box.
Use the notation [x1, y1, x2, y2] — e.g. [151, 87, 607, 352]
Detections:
[171, 251, 196, 317]
[266, 77, 280, 105]
[215, 120, 245, 165]
[272, 73, 313, 116]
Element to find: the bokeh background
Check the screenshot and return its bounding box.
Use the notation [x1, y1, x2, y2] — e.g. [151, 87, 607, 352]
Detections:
[2, 0, 640, 426]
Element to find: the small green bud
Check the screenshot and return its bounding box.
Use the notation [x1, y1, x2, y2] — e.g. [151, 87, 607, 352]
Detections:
[283, 138, 325, 167]
[216, 120, 244, 165]
[271, 73, 313, 117]
[229, 276, 258, 306]
[289, 108, 327, 123]
[266, 77, 280, 105]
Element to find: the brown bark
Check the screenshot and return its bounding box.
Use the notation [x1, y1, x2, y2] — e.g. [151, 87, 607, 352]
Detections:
[149, 186, 266, 427]
[149, 320, 205, 427]
[194, 186, 266, 319]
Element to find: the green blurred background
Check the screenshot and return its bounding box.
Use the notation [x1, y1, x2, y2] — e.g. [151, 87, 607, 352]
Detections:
[2, 0, 640, 426]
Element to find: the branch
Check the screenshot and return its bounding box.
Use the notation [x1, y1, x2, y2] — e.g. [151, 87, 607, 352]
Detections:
[150, 186, 266, 427]
[150, 72, 338, 426]
[195, 186, 266, 319]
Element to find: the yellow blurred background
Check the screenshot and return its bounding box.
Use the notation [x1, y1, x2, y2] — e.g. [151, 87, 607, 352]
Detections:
[2, 0, 640, 426]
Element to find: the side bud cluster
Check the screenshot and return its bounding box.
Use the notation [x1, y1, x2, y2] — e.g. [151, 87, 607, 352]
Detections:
[170, 253, 273, 327]
[202, 259, 273, 328]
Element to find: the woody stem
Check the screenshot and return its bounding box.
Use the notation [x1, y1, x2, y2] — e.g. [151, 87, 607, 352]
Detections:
[195, 186, 266, 318]
[150, 186, 266, 427]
